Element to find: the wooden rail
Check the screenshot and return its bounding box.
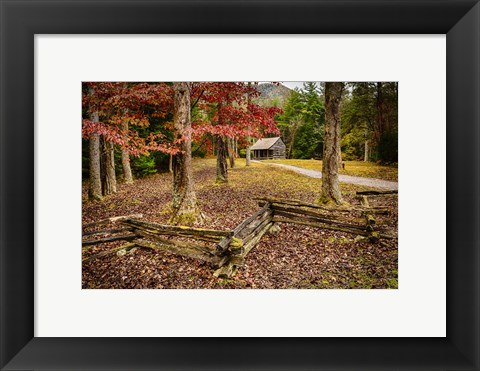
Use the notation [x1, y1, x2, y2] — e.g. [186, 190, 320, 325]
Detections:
[82, 195, 396, 278]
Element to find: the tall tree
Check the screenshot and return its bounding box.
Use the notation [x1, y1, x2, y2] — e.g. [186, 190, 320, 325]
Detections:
[83, 82, 175, 158]
[340, 82, 397, 163]
[215, 101, 229, 183]
[320, 82, 344, 205]
[121, 118, 134, 184]
[170, 82, 202, 224]
[101, 137, 117, 195]
[88, 97, 102, 201]
[245, 137, 252, 166]
[277, 89, 302, 158]
[245, 82, 253, 166]
[277, 84, 324, 159]
[216, 136, 228, 183]
[340, 83, 375, 161]
[193, 82, 281, 183]
[364, 128, 370, 162]
[82, 82, 177, 195]
[374, 82, 398, 163]
[228, 137, 235, 168]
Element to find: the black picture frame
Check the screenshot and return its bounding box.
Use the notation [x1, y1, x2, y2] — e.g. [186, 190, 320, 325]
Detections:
[1, 0, 479, 370]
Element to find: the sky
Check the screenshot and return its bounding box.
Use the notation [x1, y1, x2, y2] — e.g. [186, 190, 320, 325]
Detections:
[279, 82, 353, 93]
[259, 81, 313, 90]
[280, 82, 307, 90]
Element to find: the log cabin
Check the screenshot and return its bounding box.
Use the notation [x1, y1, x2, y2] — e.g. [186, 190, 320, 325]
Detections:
[251, 137, 286, 160]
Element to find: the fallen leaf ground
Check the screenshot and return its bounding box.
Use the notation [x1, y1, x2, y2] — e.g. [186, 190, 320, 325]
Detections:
[82, 158, 398, 289]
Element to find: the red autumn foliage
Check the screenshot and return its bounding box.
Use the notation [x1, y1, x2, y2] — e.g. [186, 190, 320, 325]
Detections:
[82, 82, 282, 157]
[192, 82, 282, 140]
[82, 82, 178, 156]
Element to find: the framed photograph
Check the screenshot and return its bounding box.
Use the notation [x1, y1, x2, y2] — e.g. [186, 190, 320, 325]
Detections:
[79, 79, 400, 290]
[1, 1, 479, 370]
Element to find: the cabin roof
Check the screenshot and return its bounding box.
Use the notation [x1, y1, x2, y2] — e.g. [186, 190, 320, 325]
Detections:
[250, 137, 282, 150]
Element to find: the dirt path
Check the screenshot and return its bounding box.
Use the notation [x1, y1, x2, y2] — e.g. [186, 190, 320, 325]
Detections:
[254, 161, 398, 191]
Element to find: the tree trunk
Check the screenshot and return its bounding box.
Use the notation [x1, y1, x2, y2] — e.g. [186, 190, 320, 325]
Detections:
[374, 82, 385, 158]
[287, 142, 294, 159]
[228, 137, 235, 168]
[320, 82, 344, 205]
[246, 82, 252, 167]
[337, 118, 343, 169]
[364, 139, 369, 162]
[87, 86, 103, 201]
[106, 141, 117, 193]
[376, 82, 384, 135]
[101, 137, 117, 195]
[169, 154, 173, 173]
[288, 116, 301, 159]
[170, 82, 202, 224]
[216, 135, 228, 183]
[88, 129, 102, 201]
[121, 121, 134, 184]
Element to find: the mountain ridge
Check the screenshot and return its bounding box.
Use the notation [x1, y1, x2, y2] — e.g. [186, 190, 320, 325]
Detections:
[254, 83, 292, 107]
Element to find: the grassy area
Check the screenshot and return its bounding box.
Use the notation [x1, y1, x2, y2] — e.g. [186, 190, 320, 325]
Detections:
[263, 159, 398, 182]
[192, 158, 370, 196]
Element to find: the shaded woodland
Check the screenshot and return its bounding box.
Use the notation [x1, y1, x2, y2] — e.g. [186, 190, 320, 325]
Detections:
[276, 82, 398, 162]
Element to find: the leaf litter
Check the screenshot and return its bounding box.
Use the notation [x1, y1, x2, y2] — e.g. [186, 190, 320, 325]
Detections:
[82, 159, 398, 289]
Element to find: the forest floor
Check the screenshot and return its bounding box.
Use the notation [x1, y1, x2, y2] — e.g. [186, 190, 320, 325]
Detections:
[263, 159, 398, 181]
[257, 161, 398, 190]
[82, 158, 398, 289]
